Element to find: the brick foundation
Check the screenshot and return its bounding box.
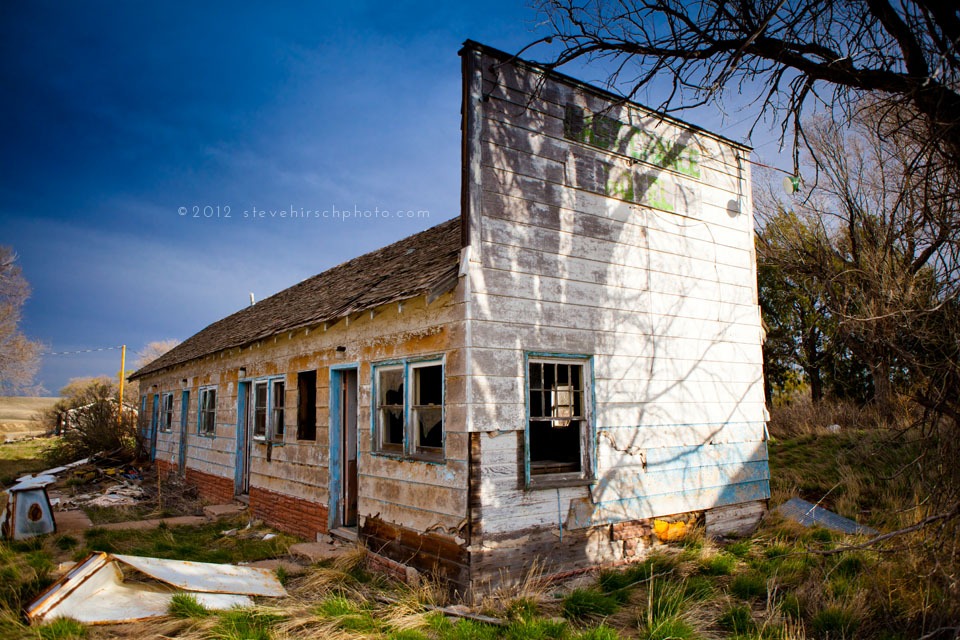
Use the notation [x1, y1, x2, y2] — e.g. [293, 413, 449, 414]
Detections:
[250, 486, 328, 540]
[185, 468, 235, 505]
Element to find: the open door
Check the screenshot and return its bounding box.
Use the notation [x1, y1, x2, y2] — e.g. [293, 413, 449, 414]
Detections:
[329, 367, 358, 531]
[149, 394, 159, 461]
[178, 390, 189, 476]
[235, 381, 252, 497]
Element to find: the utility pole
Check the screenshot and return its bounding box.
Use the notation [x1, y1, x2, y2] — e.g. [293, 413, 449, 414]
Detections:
[118, 344, 126, 425]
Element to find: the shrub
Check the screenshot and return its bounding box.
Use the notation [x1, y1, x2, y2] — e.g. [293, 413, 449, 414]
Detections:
[44, 379, 138, 464]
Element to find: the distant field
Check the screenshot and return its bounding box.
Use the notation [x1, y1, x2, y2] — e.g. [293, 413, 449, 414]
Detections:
[0, 396, 60, 438]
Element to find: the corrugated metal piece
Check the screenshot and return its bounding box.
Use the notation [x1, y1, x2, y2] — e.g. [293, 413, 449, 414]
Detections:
[27, 552, 285, 625]
[778, 497, 878, 535]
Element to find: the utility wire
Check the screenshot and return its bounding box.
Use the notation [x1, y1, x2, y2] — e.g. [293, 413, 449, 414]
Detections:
[44, 345, 124, 357]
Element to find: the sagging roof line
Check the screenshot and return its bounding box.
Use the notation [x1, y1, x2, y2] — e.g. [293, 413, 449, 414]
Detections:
[130, 217, 461, 380]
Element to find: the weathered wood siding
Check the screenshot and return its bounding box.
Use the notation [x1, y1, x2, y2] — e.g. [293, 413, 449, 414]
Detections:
[142, 290, 468, 538]
[461, 45, 769, 582]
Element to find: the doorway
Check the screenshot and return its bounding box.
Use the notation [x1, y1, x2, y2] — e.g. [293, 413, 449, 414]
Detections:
[235, 381, 252, 497]
[329, 366, 358, 531]
[178, 390, 189, 475]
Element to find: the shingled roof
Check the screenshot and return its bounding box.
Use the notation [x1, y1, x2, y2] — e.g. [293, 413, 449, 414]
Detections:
[130, 217, 462, 380]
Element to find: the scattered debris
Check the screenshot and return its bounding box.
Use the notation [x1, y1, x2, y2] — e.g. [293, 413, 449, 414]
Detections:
[27, 552, 287, 625]
[778, 497, 879, 535]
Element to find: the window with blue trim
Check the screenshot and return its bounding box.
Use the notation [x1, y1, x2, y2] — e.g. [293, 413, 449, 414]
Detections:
[253, 378, 286, 442]
[198, 386, 217, 436]
[160, 393, 174, 432]
[526, 355, 593, 486]
[374, 358, 444, 460]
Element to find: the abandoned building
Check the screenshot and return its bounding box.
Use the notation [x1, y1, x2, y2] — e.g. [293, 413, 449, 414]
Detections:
[129, 40, 769, 597]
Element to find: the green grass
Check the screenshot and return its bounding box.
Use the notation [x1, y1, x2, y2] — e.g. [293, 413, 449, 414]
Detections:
[718, 604, 755, 634]
[562, 589, 621, 621]
[810, 606, 860, 638]
[168, 593, 210, 618]
[730, 572, 767, 600]
[504, 617, 569, 639]
[698, 552, 736, 575]
[36, 617, 87, 640]
[640, 616, 696, 640]
[0, 437, 52, 484]
[78, 519, 294, 563]
[210, 608, 284, 640]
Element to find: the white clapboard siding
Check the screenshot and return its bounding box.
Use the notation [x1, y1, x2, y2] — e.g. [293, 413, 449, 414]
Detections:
[466, 48, 766, 540]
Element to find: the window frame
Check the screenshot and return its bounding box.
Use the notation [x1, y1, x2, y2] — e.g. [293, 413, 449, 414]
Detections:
[251, 376, 286, 443]
[524, 353, 595, 489]
[198, 386, 218, 437]
[271, 379, 285, 442]
[160, 392, 174, 432]
[371, 356, 445, 462]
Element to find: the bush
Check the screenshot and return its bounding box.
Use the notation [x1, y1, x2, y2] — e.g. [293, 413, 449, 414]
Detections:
[44, 379, 138, 464]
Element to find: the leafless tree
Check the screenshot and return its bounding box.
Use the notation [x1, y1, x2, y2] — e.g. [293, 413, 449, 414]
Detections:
[135, 339, 181, 370]
[533, 0, 960, 168]
[0, 247, 43, 395]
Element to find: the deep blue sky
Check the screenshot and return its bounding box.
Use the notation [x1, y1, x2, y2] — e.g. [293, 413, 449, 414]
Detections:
[1, 2, 781, 394]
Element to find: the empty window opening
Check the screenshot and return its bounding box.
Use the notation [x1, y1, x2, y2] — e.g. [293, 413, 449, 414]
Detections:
[528, 360, 586, 477]
[412, 363, 443, 454]
[296, 370, 317, 440]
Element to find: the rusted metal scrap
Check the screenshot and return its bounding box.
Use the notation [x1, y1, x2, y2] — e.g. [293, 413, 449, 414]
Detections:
[27, 552, 287, 625]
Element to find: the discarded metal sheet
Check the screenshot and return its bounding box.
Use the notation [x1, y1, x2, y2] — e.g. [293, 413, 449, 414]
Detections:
[1, 475, 57, 540]
[111, 554, 287, 597]
[778, 497, 879, 536]
[27, 552, 287, 625]
[16, 457, 91, 483]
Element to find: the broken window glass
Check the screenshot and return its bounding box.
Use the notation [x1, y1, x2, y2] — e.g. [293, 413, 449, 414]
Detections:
[272, 380, 285, 441]
[198, 387, 217, 435]
[253, 382, 268, 439]
[161, 394, 174, 431]
[377, 367, 404, 453]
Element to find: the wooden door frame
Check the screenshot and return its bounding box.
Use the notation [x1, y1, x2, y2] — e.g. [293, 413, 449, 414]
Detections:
[328, 364, 359, 530]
